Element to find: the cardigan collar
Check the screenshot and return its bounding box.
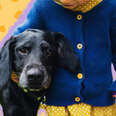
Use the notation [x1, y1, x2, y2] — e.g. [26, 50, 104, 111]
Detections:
[54, 0, 103, 13]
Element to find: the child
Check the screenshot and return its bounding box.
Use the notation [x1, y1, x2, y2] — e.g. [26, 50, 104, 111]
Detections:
[13, 0, 116, 115]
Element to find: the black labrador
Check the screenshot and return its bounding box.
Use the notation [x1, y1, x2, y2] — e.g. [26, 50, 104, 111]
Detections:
[0, 29, 81, 116]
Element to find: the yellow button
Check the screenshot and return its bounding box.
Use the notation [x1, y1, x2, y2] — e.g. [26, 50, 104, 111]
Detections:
[77, 43, 83, 50]
[77, 73, 83, 79]
[75, 97, 80, 102]
[77, 14, 82, 20]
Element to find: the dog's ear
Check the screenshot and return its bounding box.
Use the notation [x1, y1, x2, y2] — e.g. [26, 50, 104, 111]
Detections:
[54, 32, 81, 74]
[0, 36, 16, 90]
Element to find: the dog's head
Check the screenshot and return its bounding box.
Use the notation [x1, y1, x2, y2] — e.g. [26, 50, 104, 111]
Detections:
[0, 29, 81, 93]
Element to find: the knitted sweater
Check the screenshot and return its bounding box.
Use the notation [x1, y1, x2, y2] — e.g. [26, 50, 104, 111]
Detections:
[14, 0, 116, 106]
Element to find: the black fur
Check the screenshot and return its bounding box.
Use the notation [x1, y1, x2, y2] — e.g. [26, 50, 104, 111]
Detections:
[0, 29, 81, 116]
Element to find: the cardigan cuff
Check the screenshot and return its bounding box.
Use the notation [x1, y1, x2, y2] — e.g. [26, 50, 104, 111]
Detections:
[110, 80, 116, 91]
[109, 80, 116, 98]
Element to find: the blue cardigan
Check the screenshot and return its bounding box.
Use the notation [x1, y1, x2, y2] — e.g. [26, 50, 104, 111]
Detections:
[14, 0, 116, 106]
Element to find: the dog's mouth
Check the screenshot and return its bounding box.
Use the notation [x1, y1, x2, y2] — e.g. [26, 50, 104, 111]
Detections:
[27, 88, 42, 92]
[19, 77, 51, 93]
[21, 76, 51, 99]
[18, 73, 51, 93]
[23, 87, 44, 93]
[27, 75, 51, 92]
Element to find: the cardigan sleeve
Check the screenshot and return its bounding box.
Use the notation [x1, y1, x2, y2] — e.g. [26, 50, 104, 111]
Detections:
[111, 5, 116, 72]
[110, 5, 116, 97]
[13, 0, 45, 35]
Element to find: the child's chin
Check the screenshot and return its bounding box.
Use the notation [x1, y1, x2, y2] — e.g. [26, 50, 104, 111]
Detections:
[63, 5, 78, 10]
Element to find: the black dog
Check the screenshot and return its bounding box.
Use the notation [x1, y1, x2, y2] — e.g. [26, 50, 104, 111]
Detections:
[0, 29, 80, 116]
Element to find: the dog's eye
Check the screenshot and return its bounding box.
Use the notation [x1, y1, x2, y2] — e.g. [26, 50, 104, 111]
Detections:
[46, 48, 52, 57]
[40, 42, 52, 57]
[40, 42, 49, 49]
[18, 47, 30, 55]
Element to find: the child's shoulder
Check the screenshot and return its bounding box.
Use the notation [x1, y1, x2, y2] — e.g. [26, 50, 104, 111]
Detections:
[108, 0, 116, 7]
[35, 0, 57, 10]
[36, 0, 55, 6]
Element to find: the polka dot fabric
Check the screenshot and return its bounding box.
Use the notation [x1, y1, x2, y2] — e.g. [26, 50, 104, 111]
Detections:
[37, 103, 116, 116]
[0, 0, 31, 41]
[54, 0, 103, 13]
[74, 0, 103, 13]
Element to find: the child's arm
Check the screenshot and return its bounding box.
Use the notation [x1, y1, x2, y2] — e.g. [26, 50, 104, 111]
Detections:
[13, 0, 45, 35]
[81, 3, 116, 99]
[110, 3, 116, 98]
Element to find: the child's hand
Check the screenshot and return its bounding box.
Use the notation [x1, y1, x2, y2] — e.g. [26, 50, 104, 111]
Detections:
[112, 92, 116, 98]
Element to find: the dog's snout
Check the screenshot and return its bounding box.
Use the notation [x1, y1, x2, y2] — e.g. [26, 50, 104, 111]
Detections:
[27, 68, 43, 81]
[26, 64, 45, 82]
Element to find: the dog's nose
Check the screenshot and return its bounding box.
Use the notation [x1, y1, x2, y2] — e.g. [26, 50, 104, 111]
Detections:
[27, 68, 43, 82]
